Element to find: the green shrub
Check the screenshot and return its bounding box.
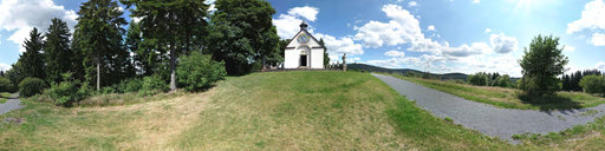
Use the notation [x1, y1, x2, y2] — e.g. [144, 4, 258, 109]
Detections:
[177, 51, 227, 92]
[0, 77, 12, 92]
[139, 75, 167, 96]
[467, 72, 489, 86]
[116, 78, 143, 93]
[494, 75, 512, 88]
[47, 73, 90, 106]
[19, 77, 47, 97]
[579, 75, 605, 95]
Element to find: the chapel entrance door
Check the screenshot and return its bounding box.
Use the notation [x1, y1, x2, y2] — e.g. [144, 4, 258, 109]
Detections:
[300, 55, 307, 67]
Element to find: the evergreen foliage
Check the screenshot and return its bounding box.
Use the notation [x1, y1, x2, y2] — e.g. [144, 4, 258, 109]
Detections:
[44, 18, 74, 83]
[19, 28, 46, 80]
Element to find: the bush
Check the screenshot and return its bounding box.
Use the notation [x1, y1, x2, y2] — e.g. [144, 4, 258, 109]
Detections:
[177, 51, 227, 92]
[494, 75, 512, 88]
[139, 75, 168, 96]
[579, 75, 605, 95]
[0, 77, 12, 92]
[19, 77, 47, 97]
[467, 72, 489, 86]
[47, 73, 90, 106]
[116, 78, 143, 93]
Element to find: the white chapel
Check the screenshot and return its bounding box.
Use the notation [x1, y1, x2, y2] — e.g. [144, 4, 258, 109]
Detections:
[283, 22, 325, 69]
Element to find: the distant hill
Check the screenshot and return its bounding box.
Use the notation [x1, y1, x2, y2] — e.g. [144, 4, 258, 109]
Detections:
[347, 63, 468, 80]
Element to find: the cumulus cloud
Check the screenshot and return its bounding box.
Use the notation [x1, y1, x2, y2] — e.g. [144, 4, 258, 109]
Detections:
[273, 14, 303, 39]
[315, 34, 364, 55]
[443, 42, 491, 57]
[408, 1, 418, 7]
[484, 28, 492, 33]
[597, 62, 605, 71]
[0, 63, 10, 71]
[0, 0, 77, 52]
[564, 45, 576, 52]
[427, 25, 436, 31]
[354, 4, 423, 48]
[287, 6, 319, 22]
[490, 33, 518, 53]
[591, 33, 605, 46]
[567, 0, 605, 34]
[384, 50, 406, 57]
[273, 6, 320, 39]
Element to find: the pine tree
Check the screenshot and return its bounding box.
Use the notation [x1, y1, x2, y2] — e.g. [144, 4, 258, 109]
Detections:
[123, 0, 210, 91]
[74, 0, 130, 90]
[18, 28, 46, 80]
[44, 18, 74, 83]
[319, 38, 330, 68]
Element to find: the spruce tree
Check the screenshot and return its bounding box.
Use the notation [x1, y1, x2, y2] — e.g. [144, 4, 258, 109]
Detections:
[75, 0, 129, 90]
[19, 28, 46, 80]
[44, 18, 74, 83]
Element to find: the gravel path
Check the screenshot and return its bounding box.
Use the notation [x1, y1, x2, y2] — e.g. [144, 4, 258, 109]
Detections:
[372, 73, 605, 141]
[0, 93, 22, 115]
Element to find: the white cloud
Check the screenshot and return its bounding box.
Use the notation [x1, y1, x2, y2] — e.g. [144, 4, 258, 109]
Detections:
[473, 0, 480, 4]
[591, 33, 605, 46]
[427, 25, 436, 31]
[354, 4, 423, 48]
[273, 14, 303, 39]
[443, 42, 491, 57]
[597, 62, 605, 71]
[273, 6, 320, 39]
[384, 50, 406, 57]
[490, 33, 518, 53]
[287, 6, 319, 22]
[0, 63, 10, 71]
[408, 1, 418, 7]
[567, 0, 605, 34]
[316, 34, 364, 55]
[564, 45, 576, 52]
[484, 28, 492, 33]
[0, 0, 77, 53]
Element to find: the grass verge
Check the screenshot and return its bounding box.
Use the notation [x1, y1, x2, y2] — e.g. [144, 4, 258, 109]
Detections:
[389, 74, 605, 111]
[0, 92, 11, 99]
[2, 71, 605, 150]
[0, 98, 6, 104]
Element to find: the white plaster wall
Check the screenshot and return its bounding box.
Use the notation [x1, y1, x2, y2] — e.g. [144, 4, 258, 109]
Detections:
[310, 48, 324, 69]
[284, 48, 299, 69]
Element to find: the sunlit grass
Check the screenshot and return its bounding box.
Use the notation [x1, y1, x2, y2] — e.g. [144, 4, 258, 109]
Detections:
[390, 74, 605, 111]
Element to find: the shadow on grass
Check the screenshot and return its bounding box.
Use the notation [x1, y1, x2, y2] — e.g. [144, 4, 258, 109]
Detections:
[517, 93, 582, 112]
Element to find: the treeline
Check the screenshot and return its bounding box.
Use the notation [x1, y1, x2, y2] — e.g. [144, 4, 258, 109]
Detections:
[561, 70, 603, 91]
[0, 0, 284, 105]
[466, 72, 513, 88]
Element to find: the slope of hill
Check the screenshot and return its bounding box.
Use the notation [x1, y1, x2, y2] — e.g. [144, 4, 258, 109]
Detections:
[348, 63, 469, 80]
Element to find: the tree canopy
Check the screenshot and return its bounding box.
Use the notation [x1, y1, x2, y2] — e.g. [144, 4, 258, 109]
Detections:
[519, 35, 568, 96]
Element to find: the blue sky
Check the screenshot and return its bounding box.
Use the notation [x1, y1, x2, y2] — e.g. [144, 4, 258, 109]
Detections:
[1, 0, 604, 77]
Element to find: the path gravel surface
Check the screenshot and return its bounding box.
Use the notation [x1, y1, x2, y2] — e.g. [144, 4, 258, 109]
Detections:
[372, 73, 605, 141]
[0, 93, 22, 115]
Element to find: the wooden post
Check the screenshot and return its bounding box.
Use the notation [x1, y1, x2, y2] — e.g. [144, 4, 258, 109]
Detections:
[342, 53, 347, 72]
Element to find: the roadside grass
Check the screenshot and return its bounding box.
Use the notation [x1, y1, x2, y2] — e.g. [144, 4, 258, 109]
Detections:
[0, 92, 11, 99]
[0, 98, 6, 104]
[0, 89, 213, 150]
[172, 71, 512, 150]
[3, 71, 605, 150]
[390, 74, 605, 111]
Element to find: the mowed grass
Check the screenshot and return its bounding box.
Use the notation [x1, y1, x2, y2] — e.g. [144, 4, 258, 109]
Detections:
[391, 74, 605, 111]
[2, 71, 605, 150]
[172, 71, 512, 150]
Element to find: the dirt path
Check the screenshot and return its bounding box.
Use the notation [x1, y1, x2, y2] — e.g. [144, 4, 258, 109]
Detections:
[373, 73, 605, 141]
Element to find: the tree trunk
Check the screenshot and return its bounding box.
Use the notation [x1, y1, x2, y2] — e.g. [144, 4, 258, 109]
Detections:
[169, 42, 177, 92]
[96, 57, 101, 91]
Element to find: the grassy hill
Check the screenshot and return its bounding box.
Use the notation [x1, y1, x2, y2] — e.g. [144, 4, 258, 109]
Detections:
[348, 63, 468, 80]
[1, 71, 605, 150]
